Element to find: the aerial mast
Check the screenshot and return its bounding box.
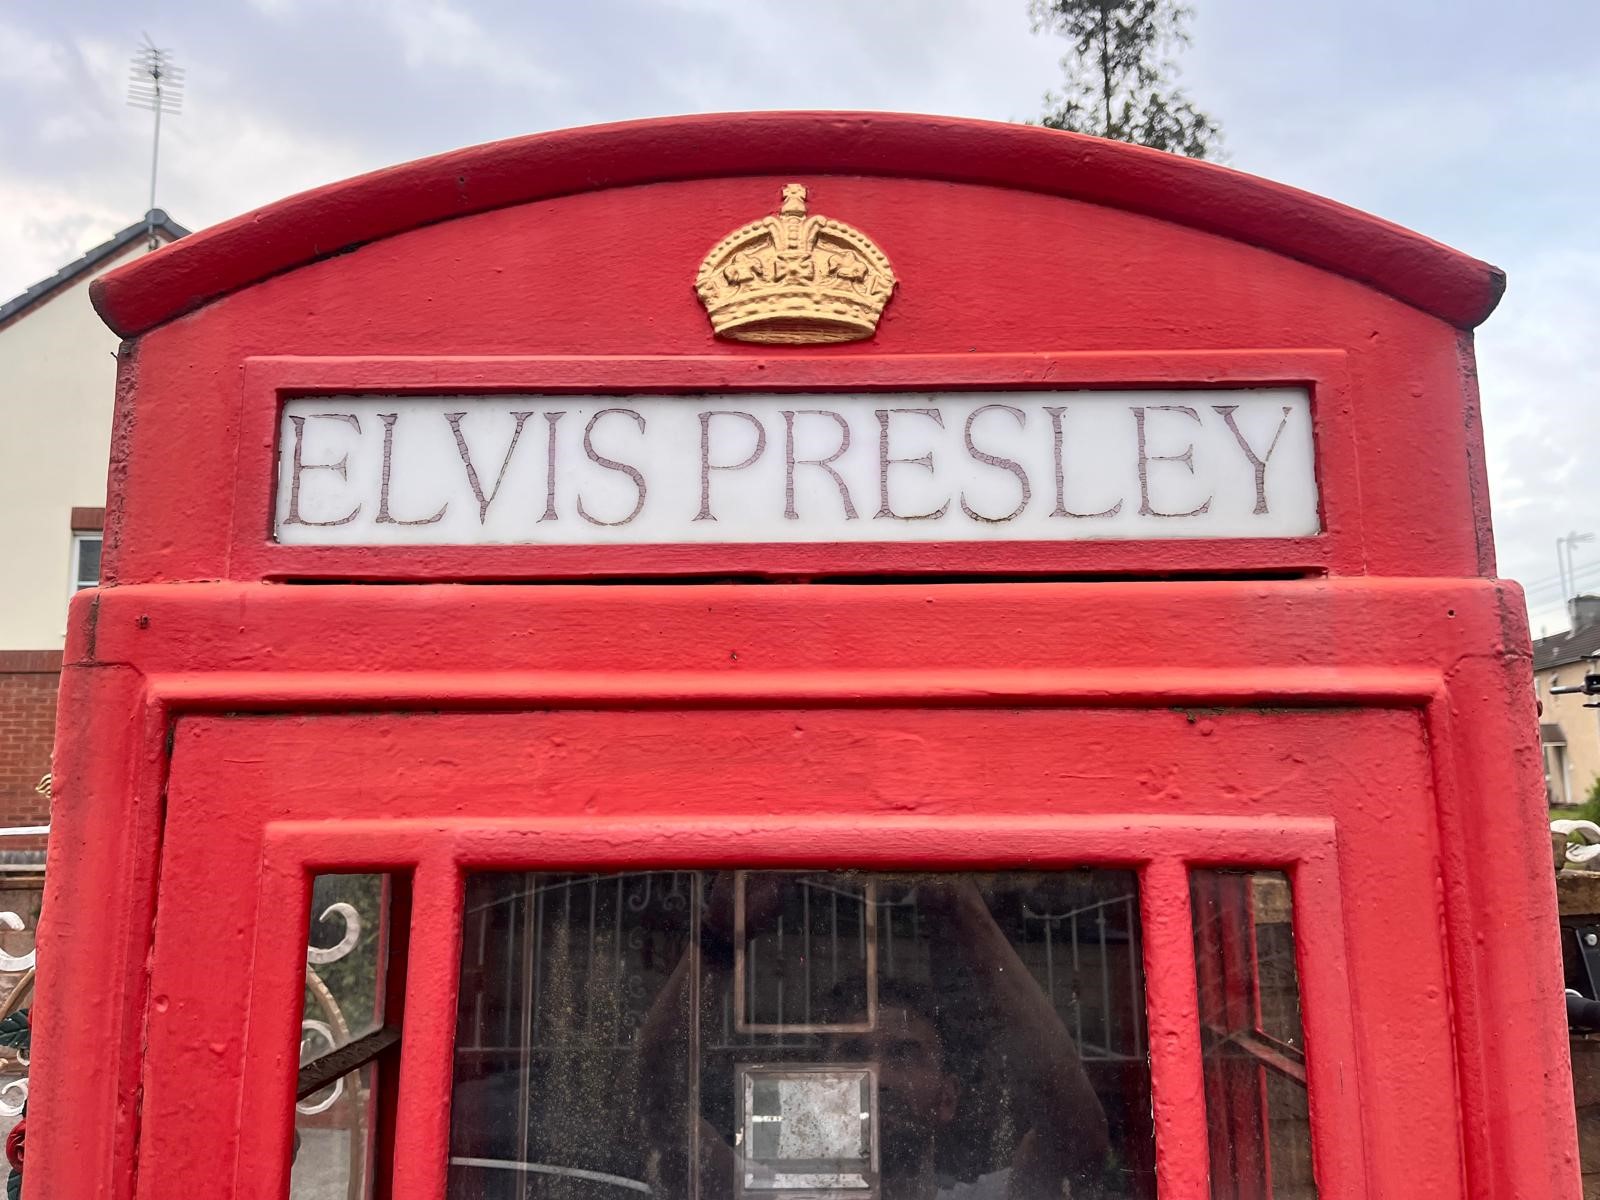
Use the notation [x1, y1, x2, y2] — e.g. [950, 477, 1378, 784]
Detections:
[127, 35, 184, 248]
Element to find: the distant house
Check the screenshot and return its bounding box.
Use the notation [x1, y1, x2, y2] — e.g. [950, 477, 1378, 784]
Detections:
[0, 210, 189, 834]
[1533, 595, 1600, 808]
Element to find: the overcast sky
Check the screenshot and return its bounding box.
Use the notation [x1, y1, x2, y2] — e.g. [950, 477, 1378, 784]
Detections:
[4, 0, 1596, 631]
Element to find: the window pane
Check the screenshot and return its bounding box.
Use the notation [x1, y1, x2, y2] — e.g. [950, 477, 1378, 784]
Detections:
[1191, 869, 1317, 1199]
[291, 1063, 375, 1200]
[292, 873, 393, 1200]
[304, 874, 389, 1045]
[73, 535, 102, 589]
[449, 870, 1155, 1200]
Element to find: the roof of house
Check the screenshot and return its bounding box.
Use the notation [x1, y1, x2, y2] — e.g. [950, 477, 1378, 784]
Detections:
[1533, 617, 1600, 672]
[0, 209, 189, 333]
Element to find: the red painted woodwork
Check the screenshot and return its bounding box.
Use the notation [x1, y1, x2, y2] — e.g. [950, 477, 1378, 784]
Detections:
[28, 112, 1574, 1200]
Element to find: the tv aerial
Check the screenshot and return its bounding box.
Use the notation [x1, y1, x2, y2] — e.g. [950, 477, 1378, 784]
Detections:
[1549, 654, 1600, 708]
[127, 34, 184, 248]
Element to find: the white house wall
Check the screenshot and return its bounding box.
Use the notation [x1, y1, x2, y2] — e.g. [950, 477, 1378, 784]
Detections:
[0, 250, 134, 650]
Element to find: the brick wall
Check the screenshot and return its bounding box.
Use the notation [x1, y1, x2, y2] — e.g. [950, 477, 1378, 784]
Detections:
[0, 652, 60, 828]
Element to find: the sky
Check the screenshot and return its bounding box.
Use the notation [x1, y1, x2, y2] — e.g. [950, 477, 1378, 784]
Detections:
[3, 0, 1597, 632]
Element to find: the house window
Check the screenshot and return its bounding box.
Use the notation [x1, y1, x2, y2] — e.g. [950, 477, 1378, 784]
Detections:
[70, 532, 102, 593]
[1547, 745, 1571, 808]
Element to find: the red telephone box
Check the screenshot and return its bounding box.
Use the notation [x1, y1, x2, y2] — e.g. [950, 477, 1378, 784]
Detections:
[28, 113, 1574, 1199]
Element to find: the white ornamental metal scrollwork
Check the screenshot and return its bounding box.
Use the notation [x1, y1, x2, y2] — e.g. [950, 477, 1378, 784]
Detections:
[0, 822, 51, 1197]
[0, 1077, 27, 1119]
[0, 913, 35, 974]
[296, 1019, 345, 1116]
[0, 1004, 28, 1119]
[299, 901, 362, 1116]
[306, 901, 361, 965]
[0, 903, 40, 1126]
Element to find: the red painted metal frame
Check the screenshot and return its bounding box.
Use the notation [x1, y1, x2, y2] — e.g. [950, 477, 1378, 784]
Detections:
[89, 112, 1504, 337]
[31, 112, 1577, 1200]
[33, 576, 1569, 1200]
[86, 145, 1507, 585]
[146, 693, 1375, 1198]
[233, 350, 1357, 581]
[234, 816, 1354, 1200]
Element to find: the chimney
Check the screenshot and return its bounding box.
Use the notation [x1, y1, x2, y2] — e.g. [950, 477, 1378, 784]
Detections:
[1570, 595, 1600, 632]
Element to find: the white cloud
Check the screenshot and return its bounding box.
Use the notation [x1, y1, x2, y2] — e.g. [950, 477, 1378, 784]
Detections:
[384, 0, 563, 92]
[243, 0, 562, 93]
[70, 33, 133, 111]
[0, 180, 130, 295]
[643, 0, 1055, 119]
[37, 114, 92, 145]
[0, 19, 71, 87]
[245, 0, 307, 16]
[1478, 246, 1600, 631]
[159, 96, 378, 232]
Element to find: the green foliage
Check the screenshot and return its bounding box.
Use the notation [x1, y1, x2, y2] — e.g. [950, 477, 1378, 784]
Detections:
[0, 1011, 29, 1056]
[305, 874, 385, 1032]
[1030, 0, 1222, 159]
[1579, 776, 1600, 826]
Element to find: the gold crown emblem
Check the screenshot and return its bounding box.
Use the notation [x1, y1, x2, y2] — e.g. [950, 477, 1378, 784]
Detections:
[695, 184, 896, 344]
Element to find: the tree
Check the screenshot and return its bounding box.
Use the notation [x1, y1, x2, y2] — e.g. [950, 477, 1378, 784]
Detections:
[1030, 0, 1222, 159]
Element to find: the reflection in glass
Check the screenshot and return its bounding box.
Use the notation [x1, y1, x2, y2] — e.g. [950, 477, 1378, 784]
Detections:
[738, 1065, 875, 1192]
[449, 870, 1155, 1199]
[291, 1064, 375, 1200]
[737, 873, 875, 1033]
[1191, 870, 1317, 1199]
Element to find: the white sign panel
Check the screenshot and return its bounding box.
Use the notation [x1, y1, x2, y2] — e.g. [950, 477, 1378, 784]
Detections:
[274, 390, 1318, 545]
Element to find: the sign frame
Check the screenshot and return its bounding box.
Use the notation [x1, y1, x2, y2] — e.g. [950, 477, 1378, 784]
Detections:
[233, 350, 1358, 581]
